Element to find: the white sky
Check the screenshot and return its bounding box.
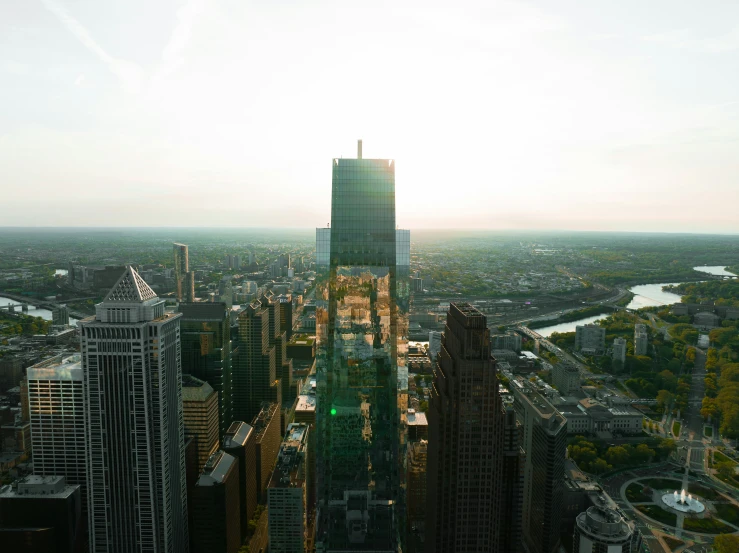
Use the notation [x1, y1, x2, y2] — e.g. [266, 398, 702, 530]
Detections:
[1, 0, 738, 232]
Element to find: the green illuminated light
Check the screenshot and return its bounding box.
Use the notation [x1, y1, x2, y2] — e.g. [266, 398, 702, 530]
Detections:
[330, 408, 337, 416]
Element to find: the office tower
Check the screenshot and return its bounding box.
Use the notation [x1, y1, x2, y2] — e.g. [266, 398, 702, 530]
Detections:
[174, 242, 190, 302]
[184, 437, 199, 552]
[268, 423, 310, 553]
[26, 355, 86, 499]
[573, 506, 637, 553]
[426, 303, 506, 553]
[252, 402, 282, 503]
[80, 266, 188, 552]
[406, 440, 427, 543]
[179, 302, 233, 437]
[407, 408, 428, 441]
[500, 407, 525, 553]
[492, 331, 522, 352]
[261, 292, 294, 427]
[182, 375, 220, 473]
[234, 301, 279, 424]
[223, 421, 258, 540]
[315, 140, 408, 552]
[52, 305, 70, 326]
[634, 324, 648, 356]
[190, 451, 241, 553]
[0, 355, 23, 393]
[0, 475, 83, 553]
[513, 377, 567, 553]
[575, 324, 605, 354]
[233, 255, 241, 270]
[428, 331, 442, 362]
[612, 337, 627, 365]
[552, 362, 580, 395]
[277, 293, 294, 340]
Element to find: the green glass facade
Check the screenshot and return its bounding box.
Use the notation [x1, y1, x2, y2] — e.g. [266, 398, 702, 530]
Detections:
[316, 155, 408, 552]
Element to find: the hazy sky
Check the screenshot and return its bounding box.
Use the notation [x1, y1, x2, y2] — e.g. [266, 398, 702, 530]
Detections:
[2, 1, 738, 232]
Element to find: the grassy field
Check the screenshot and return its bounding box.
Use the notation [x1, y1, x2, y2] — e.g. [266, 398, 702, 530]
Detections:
[714, 450, 737, 465]
[682, 516, 734, 534]
[636, 504, 677, 526]
[688, 482, 723, 501]
[640, 478, 682, 491]
[715, 503, 739, 525]
[673, 421, 681, 437]
[626, 483, 653, 503]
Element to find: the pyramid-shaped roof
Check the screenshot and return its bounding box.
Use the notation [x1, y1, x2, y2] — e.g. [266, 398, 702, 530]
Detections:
[104, 266, 158, 303]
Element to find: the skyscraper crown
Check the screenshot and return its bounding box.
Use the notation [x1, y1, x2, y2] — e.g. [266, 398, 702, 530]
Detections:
[104, 266, 157, 303]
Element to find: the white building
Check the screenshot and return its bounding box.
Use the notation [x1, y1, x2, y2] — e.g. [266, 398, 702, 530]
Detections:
[80, 266, 188, 553]
[573, 506, 639, 552]
[268, 423, 310, 553]
[492, 332, 522, 352]
[428, 331, 442, 362]
[27, 354, 86, 494]
[634, 324, 648, 356]
[575, 324, 605, 355]
[612, 338, 626, 364]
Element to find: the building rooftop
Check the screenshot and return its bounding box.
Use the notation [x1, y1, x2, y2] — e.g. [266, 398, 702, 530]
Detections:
[0, 475, 79, 499]
[269, 423, 308, 489]
[27, 354, 82, 381]
[407, 409, 428, 427]
[182, 375, 215, 402]
[197, 451, 236, 487]
[223, 421, 254, 449]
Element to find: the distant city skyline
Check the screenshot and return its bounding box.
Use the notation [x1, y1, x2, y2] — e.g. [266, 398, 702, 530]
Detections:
[2, 1, 739, 232]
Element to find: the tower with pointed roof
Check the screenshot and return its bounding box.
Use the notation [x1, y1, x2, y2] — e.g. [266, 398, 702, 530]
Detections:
[80, 266, 189, 552]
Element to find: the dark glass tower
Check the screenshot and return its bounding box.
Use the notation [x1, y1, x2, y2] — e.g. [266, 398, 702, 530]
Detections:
[315, 141, 407, 552]
[179, 302, 233, 438]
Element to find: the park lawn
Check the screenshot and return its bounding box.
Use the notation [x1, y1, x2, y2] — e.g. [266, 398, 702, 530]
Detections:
[640, 478, 682, 491]
[626, 483, 653, 503]
[673, 421, 681, 437]
[636, 504, 678, 526]
[688, 482, 722, 501]
[682, 516, 734, 534]
[715, 503, 739, 525]
[716, 473, 739, 489]
[714, 451, 737, 465]
[705, 426, 713, 437]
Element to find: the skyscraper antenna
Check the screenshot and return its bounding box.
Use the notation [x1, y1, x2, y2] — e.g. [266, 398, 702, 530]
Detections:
[358, 139, 362, 159]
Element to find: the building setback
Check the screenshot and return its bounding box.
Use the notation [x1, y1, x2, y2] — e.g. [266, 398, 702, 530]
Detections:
[573, 506, 639, 553]
[190, 451, 241, 553]
[182, 375, 220, 473]
[252, 402, 282, 504]
[426, 302, 516, 552]
[79, 266, 188, 553]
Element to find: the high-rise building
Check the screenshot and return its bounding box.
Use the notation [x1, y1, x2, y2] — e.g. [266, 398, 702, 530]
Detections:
[26, 354, 86, 501]
[182, 375, 220, 473]
[492, 331, 522, 352]
[315, 141, 408, 552]
[268, 423, 310, 553]
[52, 305, 70, 326]
[233, 255, 241, 271]
[222, 421, 258, 540]
[179, 302, 233, 438]
[575, 324, 605, 355]
[0, 475, 83, 553]
[235, 301, 280, 424]
[634, 324, 648, 356]
[552, 362, 581, 396]
[428, 331, 442, 362]
[612, 337, 627, 365]
[261, 292, 294, 428]
[190, 451, 241, 553]
[277, 293, 294, 341]
[513, 376, 567, 553]
[80, 266, 188, 552]
[426, 303, 508, 553]
[500, 407, 525, 553]
[185, 271, 196, 302]
[253, 402, 282, 504]
[174, 242, 190, 302]
[573, 506, 638, 553]
[315, 227, 411, 273]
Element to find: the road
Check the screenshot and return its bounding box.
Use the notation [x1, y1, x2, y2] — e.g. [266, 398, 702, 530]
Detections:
[685, 349, 707, 441]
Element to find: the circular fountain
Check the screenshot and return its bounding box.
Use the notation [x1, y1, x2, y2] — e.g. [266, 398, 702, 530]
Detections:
[661, 488, 705, 514]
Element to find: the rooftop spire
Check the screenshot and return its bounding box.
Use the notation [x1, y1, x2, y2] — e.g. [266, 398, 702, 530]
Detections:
[104, 265, 157, 303]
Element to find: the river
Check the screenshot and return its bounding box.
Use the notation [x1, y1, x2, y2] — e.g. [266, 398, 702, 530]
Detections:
[0, 295, 78, 324]
[694, 265, 737, 277]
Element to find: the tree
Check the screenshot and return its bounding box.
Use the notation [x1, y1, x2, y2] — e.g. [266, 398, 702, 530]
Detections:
[633, 443, 656, 463]
[418, 400, 429, 412]
[590, 458, 612, 474]
[657, 439, 676, 458]
[656, 390, 675, 412]
[716, 461, 736, 480]
[605, 446, 630, 466]
[714, 534, 739, 553]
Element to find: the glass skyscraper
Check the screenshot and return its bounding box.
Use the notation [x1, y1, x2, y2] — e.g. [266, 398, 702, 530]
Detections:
[315, 142, 407, 552]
